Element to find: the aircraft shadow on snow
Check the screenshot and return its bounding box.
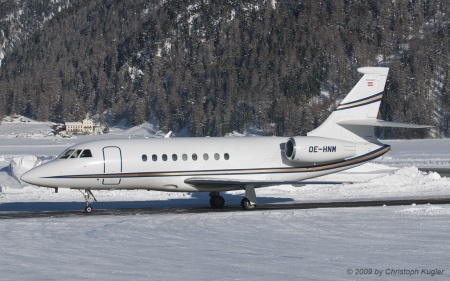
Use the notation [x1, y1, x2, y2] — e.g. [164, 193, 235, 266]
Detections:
[0, 193, 294, 213]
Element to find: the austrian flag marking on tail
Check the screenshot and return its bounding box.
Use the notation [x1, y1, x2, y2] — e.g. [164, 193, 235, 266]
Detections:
[367, 81, 374, 86]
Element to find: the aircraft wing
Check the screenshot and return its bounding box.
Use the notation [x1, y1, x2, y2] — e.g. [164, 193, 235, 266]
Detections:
[184, 177, 349, 188]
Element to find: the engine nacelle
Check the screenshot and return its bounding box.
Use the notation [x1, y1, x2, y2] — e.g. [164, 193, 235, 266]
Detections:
[285, 136, 356, 163]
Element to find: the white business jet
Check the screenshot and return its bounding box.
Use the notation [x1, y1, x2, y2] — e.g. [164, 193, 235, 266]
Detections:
[21, 67, 431, 212]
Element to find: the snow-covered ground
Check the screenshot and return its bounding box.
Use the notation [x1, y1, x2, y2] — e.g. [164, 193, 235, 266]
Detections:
[0, 120, 449, 280]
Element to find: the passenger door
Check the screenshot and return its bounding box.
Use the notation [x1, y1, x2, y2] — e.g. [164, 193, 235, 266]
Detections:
[103, 146, 122, 185]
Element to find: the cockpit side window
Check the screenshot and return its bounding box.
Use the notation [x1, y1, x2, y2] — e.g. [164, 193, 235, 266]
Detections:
[59, 149, 75, 159]
[59, 149, 93, 159]
[70, 149, 83, 158]
[80, 149, 92, 158]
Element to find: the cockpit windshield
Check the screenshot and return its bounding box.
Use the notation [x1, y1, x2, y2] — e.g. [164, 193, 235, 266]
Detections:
[70, 149, 83, 158]
[59, 149, 75, 159]
[58, 149, 93, 159]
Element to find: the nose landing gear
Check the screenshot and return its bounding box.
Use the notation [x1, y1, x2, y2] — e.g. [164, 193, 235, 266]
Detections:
[80, 189, 97, 213]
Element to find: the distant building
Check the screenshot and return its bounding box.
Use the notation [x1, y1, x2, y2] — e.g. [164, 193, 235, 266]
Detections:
[82, 118, 94, 134]
[65, 122, 83, 133]
[65, 118, 94, 134]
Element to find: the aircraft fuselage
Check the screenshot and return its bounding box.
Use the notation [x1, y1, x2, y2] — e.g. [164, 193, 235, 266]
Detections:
[21, 137, 388, 192]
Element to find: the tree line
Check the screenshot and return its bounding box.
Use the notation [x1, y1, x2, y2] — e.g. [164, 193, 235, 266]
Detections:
[0, 0, 449, 138]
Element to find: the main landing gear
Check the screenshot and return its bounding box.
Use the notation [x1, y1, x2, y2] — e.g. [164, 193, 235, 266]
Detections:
[209, 185, 258, 210]
[80, 189, 97, 213]
[209, 192, 225, 208]
[241, 197, 256, 210]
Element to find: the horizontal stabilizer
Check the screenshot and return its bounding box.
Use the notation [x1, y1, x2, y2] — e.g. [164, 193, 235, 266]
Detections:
[185, 177, 350, 188]
[337, 119, 434, 129]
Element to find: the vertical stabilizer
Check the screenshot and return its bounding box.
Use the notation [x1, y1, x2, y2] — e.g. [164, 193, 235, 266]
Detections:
[308, 67, 389, 143]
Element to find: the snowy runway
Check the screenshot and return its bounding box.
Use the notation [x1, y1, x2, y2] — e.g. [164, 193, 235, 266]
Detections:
[0, 206, 449, 280]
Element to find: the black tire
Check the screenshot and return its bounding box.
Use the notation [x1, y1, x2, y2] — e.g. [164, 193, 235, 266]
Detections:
[209, 195, 225, 209]
[85, 206, 93, 213]
[241, 198, 256, 210]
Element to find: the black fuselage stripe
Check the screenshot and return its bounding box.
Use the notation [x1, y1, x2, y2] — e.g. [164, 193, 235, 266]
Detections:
[45, 145, 390, 179]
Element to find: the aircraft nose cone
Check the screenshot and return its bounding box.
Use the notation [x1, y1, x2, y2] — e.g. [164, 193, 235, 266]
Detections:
[20, 168, 42, 185]
[20, 162, 63, 188]
[21, 169, 39, 185]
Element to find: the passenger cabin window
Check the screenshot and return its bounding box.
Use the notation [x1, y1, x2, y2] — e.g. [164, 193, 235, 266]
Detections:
[146, 152, 229, 162]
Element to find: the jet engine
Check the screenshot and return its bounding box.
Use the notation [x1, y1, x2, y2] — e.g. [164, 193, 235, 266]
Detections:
[285, 136, 356, 163]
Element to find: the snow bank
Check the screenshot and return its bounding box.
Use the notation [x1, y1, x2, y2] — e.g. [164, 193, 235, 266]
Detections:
[9, 155, 41, 184]
[347, 166, 450, 200]
[370, 166, 443, 186]
[253, 164, 450, 203]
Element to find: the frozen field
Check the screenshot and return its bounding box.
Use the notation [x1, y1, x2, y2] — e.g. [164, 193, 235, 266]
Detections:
[0, 120, 449, 280]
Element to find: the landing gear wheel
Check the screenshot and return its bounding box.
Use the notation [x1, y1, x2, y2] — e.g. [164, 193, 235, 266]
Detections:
[241, 197, 256, 210]
[210, 195, 225, 209]
[80, 189, 97, 213]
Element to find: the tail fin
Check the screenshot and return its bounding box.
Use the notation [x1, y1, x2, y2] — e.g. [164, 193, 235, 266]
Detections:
[308, 67, 431, 143]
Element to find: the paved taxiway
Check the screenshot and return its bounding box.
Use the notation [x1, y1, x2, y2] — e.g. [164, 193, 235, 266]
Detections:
[1, 197, 450, 219]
